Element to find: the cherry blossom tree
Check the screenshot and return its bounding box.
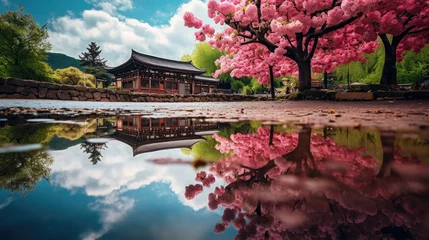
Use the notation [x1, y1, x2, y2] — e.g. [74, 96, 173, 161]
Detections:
[184, 1, 380, 91]
[356, 0, 429, 85]
[184, 126, 429, 239]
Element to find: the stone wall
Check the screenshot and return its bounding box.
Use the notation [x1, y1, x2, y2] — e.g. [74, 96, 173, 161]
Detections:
[0, 78, 261, 102]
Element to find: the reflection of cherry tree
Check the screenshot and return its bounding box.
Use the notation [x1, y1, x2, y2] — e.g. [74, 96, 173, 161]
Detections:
[185, 126, 429, 239]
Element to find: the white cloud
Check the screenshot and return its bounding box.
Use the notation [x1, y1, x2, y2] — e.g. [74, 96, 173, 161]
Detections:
[1, 0, 9, 7]
[81, 192, 135, 240]
[49, 141, 220, 210]
[48, 0, 223, 66]
[49, 140, 223, 239]
[86, 0, 133, 13]
[0, 197, 13, 210]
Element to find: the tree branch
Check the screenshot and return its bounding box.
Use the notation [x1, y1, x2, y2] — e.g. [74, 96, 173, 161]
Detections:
[308, 37, 319, 59]
[241, 39, 258, 46]
[408, 27, 429, 35]
[309, 13, 362, 38]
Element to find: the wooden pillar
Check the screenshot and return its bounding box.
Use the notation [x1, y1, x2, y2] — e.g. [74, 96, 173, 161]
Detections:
[137, 70, 141, 92]
[149, 75, 152, 94]
[191, 75, 195, 94]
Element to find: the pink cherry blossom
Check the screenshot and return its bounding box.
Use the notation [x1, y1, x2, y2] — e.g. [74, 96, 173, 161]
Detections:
[183, 126, 429, 239]
[183, 0, 383, 90]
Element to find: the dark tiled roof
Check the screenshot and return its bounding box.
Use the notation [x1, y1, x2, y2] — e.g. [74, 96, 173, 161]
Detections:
[131, 50, 206, 74]
[195, 75, 220, 83]
[106, 50, 207, 75]
[134, 138, 204, 156]
[110, 131, 205, 156]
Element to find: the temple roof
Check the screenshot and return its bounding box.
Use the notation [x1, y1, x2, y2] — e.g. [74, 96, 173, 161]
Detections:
[106, 50, 207, 75]
[195, 75, 220, 83]
[110, 131, 206, 157]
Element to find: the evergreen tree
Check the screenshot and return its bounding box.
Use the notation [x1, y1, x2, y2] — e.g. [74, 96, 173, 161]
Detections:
[80, 142, 107, 165]
[79, 42, 109, 87]
[79, 42, 107, 67]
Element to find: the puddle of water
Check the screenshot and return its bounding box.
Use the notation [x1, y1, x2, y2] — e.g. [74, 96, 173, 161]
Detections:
[0, 115, 428, 240]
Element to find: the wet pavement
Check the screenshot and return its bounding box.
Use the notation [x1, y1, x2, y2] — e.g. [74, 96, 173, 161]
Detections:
[1, 99, 429, 131]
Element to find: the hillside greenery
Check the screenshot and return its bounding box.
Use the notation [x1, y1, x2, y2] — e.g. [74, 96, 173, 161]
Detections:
[46, 53, 81, 70]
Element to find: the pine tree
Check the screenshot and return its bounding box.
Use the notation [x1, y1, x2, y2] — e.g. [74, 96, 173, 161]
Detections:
[80, 142, 107, 165]
[79, 42, 107, 67]
[79, 42, 110, 87]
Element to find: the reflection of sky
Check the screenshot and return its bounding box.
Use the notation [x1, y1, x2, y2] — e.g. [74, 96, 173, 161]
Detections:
[0, 140, 236, 240]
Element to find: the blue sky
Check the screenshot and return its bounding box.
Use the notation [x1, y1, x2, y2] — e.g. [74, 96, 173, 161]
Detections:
[0, 0, 216, 66]
[1, 0, 185, 25]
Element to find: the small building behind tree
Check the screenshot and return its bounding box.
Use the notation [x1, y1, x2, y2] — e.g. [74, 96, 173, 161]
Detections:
[106, 50, 219, 94]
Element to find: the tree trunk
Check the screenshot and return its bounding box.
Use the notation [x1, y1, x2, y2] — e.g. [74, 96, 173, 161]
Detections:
[323, 71, 328, 89]
[269, 65, 275, 100]
[380, 48, 397, 85]
[269, 125, 274, 146]
[377, 132, 395, 177]
[298, 59, 312, 92]
[380, 34, 398, 86]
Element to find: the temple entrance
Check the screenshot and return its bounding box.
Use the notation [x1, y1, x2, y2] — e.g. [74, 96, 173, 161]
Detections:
[179, 83, 186, 94]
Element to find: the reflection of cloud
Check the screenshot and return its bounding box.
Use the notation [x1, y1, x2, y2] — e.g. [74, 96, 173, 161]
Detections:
[49, 141, 220, 211]
[50, 140, 223, 239]
[1, 0, 9, 7]
[0, 197, 13, 210]
[82, 192, 135, 240]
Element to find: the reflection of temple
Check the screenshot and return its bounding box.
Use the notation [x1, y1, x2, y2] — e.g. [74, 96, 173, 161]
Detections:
[113, 116, 219, 156]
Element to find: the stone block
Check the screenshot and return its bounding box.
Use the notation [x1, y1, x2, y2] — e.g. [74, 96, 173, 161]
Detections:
[69, 90, 80, 97]
[38, 87, 48, 98]
[101, 98, 110, 102]
[46, 89, 59, 99]
[110, 95, 118, 102]
[93, 92, 102, 101]
[39, 82, 59, 90]
[75, 86, 87, 91]
[26, 93, 37, 99]
[17, 87, 32, 96]
[89, 88, 99, 93]
[335, 92, 374, 101]
[60, 85, 74, 90]
[85, 92, 94, 99]
[138, 97, 146, 102]
[78, 96, 88, 101]
[145, 96, 154, 102]
[72, 97, 79, 101]
[30, 88, 39, 96]
[8, 93, 23, 99]
[6, 78, 28, 86]
[404, 91, 429, 99]
[0, 85, 16, 94]
[57, 90, 71, 100]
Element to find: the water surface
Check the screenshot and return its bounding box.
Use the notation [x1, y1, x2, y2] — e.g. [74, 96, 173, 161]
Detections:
[0, 116, 428, 240]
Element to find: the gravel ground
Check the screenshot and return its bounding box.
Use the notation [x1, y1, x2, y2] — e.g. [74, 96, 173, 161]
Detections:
[1, 99, 428, 132]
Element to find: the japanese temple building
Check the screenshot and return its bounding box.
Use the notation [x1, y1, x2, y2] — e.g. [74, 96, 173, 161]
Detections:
[106, 50, 219, 94]
[112, 116, 219, 156]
